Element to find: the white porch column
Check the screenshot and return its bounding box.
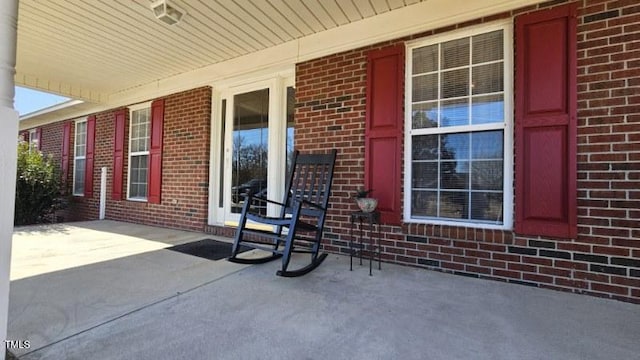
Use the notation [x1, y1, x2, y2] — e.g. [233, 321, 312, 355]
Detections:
[0, 1, 19, 359]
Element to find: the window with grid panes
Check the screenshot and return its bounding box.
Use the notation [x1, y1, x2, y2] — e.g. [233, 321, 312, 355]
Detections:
[405, 24, 512, 227]
[73, 120, 87, 196]
[128, 106, 151, 200]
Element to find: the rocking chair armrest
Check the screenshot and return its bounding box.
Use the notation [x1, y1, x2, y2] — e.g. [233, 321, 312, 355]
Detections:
[298, 198, 326, 211]
[247, 194, 287, 208]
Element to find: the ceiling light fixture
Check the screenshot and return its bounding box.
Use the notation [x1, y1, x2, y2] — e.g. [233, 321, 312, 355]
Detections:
[150, 0, 186, 26]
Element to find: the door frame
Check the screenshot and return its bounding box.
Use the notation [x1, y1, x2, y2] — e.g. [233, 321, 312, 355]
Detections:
[208, 70, 294, 226]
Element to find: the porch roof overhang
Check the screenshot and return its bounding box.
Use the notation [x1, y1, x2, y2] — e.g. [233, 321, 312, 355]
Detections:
[17, 0, 545, 130]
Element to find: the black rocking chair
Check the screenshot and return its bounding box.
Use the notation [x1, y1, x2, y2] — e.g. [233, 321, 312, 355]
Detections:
[228, 149, 337, 277]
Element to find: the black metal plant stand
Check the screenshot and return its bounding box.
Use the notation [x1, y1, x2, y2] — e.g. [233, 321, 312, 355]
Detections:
[349, 210, 381, 276]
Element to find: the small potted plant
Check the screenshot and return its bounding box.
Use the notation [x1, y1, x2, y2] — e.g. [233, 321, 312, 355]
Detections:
[354, 188, 377, 213]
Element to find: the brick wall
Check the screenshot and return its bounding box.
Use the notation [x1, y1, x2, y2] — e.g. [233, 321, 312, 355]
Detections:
[295, 0, 640, 303]
[66, 86, 212, 231]
[27, 0, 639, 302]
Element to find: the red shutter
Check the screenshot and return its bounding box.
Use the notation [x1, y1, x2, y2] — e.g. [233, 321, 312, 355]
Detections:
[36, 127, 42, 150]
[61, 122, 71, 187]
[365, 45, 404, 225]
[112, 110, 126, 200]
[84, 115, 96, 198]
[515, 4, 577, 238]
[148, 99, 164, 204]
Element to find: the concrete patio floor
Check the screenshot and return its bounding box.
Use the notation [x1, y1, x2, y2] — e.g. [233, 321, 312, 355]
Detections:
[7, 220, 640, 360]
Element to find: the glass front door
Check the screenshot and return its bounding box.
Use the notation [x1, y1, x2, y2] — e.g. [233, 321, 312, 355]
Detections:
[230, 89, 269, 214]
[211, 76, 295, 226]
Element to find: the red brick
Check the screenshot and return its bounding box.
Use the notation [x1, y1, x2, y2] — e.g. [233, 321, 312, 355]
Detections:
[523, 273, 553, 284]
[556, 278, 589, 289]
[591, 283, 629, 296]
[493, 269, 521, 280]
[540, 266, 572, 277]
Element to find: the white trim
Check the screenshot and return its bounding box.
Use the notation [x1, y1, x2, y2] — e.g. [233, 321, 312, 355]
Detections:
[72, 118, 87, 196]
[18, 99, 83, 120]
[207, 90, 222, 225]
[208, 72, 294, 226]
[404, 21, 514, 230]
[127, 102, 152, 201]
[21, 1, 544, 129]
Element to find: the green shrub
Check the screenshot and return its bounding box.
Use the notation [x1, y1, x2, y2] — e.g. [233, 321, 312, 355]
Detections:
[14, 140, 65, 225]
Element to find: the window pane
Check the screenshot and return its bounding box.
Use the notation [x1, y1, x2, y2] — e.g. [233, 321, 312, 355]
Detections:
[472, 30, 503, 64]
[441, 69, 469, 98]
[131, 108, 150, 153]
[472, 62, 503, 95]
[471, 131, 503, 159]
[439, 191, 468, 219]
[441, 37, 469, 69]
[442, 133, 470, 160]
[472, 95, 504, 125]
[412, 135, 439, 160]
[412, 74, 438, 102]
[471, 161, 503, 190]
[75, 122, 87, 156]
[129, 154, 149, 198]
[413, 44, 438, 74]
[412, 102, 438, 129]
[412, 191, 437, 217]
[441, 161, 469, 190]
[471, 192, 503, 221]
[74, 159, 85, 195]
[412, 162, 438, 189]
[441, 98, 469, 127]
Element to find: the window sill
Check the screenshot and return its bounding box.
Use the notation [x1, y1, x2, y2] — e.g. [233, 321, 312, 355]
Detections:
[404, 216, 511, 231]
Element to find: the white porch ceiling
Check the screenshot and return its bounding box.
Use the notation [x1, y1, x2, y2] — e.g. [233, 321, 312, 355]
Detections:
[16, 0, 547, 128]
[16, 0, 425, 103]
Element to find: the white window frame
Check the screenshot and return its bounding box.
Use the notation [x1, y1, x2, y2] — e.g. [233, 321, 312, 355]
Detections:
[27, 128, 39, 152]
[403, 21, 514, 230]
[72, 119, 87, 196]
[127, 102, 152, 201]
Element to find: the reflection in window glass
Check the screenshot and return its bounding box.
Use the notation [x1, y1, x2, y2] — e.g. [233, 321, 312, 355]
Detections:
[472, 95, 504, 125]
[412, 102, 438, 129]
[408, 27, 507, 225]
[441, 99, 469, 127]
[286, 87, 295, 173]
[73, 120, 87, 196]
[128, 107, 150, 200]
[231, 89, 269, 214]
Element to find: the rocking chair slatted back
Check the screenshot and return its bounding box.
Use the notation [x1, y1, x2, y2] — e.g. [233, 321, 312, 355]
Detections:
[283, 151, 336, 218]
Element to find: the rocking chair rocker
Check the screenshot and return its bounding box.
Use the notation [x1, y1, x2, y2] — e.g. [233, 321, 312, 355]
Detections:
[228, 149, 337, 277]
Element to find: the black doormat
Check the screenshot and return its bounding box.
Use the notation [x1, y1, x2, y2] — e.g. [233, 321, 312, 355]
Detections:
[167, 239, 251, 261]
